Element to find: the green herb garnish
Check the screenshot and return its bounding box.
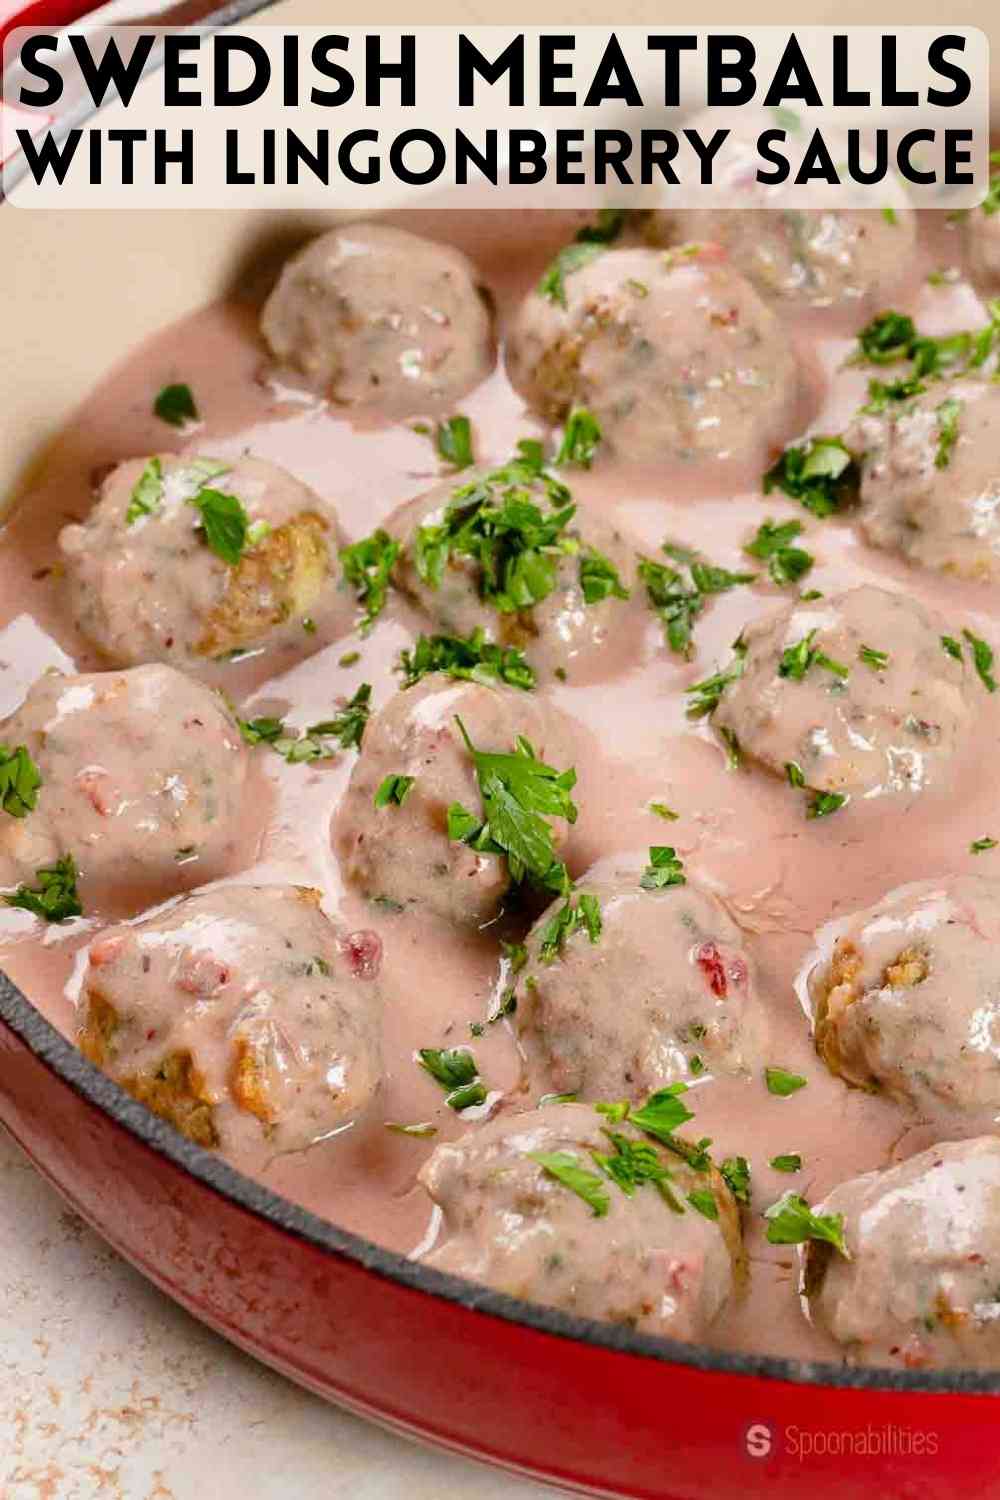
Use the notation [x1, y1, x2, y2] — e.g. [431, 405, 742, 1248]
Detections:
[629, 1084, 695, 1143]
[971, 837, 998, 854]
[579, 547, 629, 605]
[374, 773, 415, 808]
[417, 1046, 487, 1111]
[808, 791, 848, 819]
[855, 311, 917, 364]
[964, 629, 997, 692]
[744, 519, 814, 587]
[538, 891, 602, 961]
[529, 1150, 610, 1216]
[5, 853, 82, 923]
[771, 1153, 802, 1173]
[398, 628, 535, 691]
[0, 744, 41, 818]
[858, 644, 889, 672]
[639, 846, 686, 890]
[435, 415, 475, 470]
[556, 407, 602, 469]
[720, 1155, 752, 1205]
[763, 438, 858, 519]
[688, 1189, 720, 1220]
[765, 1067, 807, 1097]
[153, 383, 198, 427]
[685, 638, 748, 719]
[339, 529, 400, 634]
[778, 629, 849, 683]
[649, 801, 679, 821]
[187, 488, 249, 566]
[763, 1191, 849, 1256]
[538, 210, 626, 307]
[125, 457, 164, 525]
[934, 396, 963, 469]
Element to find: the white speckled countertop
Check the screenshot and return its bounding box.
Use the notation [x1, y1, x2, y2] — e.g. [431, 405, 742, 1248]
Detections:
[0, 1127, 555, 1500]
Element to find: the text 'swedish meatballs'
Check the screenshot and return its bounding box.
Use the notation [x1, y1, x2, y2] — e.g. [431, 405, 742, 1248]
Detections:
[505, 241, 799, 467]
[260, 223, 494, 417]
[387, 456, 642, 684]
[850, 381, 1000, 583]
[335, 677, 575, 927]
[419, 1102, 745, 1341]
[811, 876, 1000, 1119]
[0, 665, 251, 906]
[77, 885, 383, 1154]
[513, 859, 767, 1102]
[648, 115, 916, 313]
[711, 586, 976, 803]
[801, 1137, 1000, 1369]
[59, 454, 351, 677]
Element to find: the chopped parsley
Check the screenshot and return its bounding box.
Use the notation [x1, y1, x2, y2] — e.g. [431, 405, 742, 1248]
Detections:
[434, 415, 475, 470]
[237, 716, 285, 747]
[307, 683, 372, 751]
[649, 801, 679, 821]
[639, 846, 686, 891]
[861, 373, 926, 413]
[153, 382, 198, 427]
[685, 639, 748, 719]
[187, 487, 249, 566]
[941, 635, 963, 661]
[125, 457, 164, 525]
[374, 773, 414, 808]
[778, 629, 849, 683]
[339, 529, 400, 634]
[448, 717, 577, 893]
[529, 1150, 609, 1215]
[934, 396, 963, 469]
[855, 311, 917, 364]
[688, 1189, 720, 1220]
[971, 837, 998, 854]
[592, 1131, 673, 1198]
[765, 1066, 807, 1097]
[640, 547, 752, 659]
[0, 744, 41, 818]
[242, 685, 372, 762]
[538, 209, 626, 307]
[858, 644, 889, 672]
[720, 1155, 752, 1205]
[339, 651, 360, 667]
[763, 1191, 849, 1257]
[763, 437, 858, 519]
[579, 546, 630, 605]
[964, 629, 998, 692]
[882, 206, 898, 225]
[414, 456, 576, 615]
[771, 1153, 802, 1173]
[398, 629, 535, 692]
[744, 519, 814, 587]
[808, 791, 848, 819]
[629, 1084, 695, 1143]
[785, 761, 806, 788]
[417, 1046, 487, 1111]
[538, 891, 602, 961]
[5, 853, 82, 923]
[555, 407, 602, 469]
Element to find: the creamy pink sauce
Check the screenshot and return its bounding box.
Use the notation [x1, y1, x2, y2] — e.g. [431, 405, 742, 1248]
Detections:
[2, 209, 999, 1364]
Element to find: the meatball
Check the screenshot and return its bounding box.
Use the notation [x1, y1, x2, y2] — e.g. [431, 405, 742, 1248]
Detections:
[77, 884, 383, 1153]
[802, 1137, 1000, 1368]
[0, 665, 251, 904]
[967, 207, 1000, 290]
[714, 586, 976, 801]
[514, 860, 767, 1101]
[505, 242, 798, 466]
[648, 118, 915, 312]
[59, 454, 350, 676]
[811, 875, 1000, 1119]
[420, 1102, 744, 1340]
[386, 462, 642, 684]
[335, 677, 573, 927]
[850, 380, 1000, 583]
[260, 222, 494, 416]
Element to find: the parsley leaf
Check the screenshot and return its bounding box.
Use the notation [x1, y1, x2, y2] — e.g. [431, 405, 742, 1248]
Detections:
[778, 629, 849, 683]
[861, 373, 926, 413]
[807, 790, 848, 819]
[763, 437, 859, 519]
[5, 853, 82, 923]
[765, 1066, 807, 1097]
[591, 1131, 672, 1197]
[629, 1084, 695, 1143]
[640, 546, 751, 659]
[306, 683, 372, 750]
[529, 1150, 610, 1216]
[720, 1155, 752, 1205]
[339, 529, 400, 634]
[0, 744, 41, 818]
[398, 629, 535, 692]
[688, 1188, 720, 1220]
[934, 396, 963, 469]
[855, 311, 917, 364]
[770, 1153, 802, 1173]
[971, 836, 998, 854]
[451, 717, 577, 890]
[579, 547, 630, 605]
[555, 407, 602, 469]
[153, 383, 198, 427]
[187, 488, 249, 566]
[237, 716, 285, 747]
[640, 846, 686, 890]
[414, 458, 576, 614]
[744, 519, 814, 587]
[685, 639, 748, 719]
[764, 1191, 849, 1257]
[964, 629, 998, 692]
[649, 801, 679, 821]
[125, 457, 164, 525]
[417, 1046, 487, 1111]
[538, 210, 626, 307]
[538, 891, 602, 961]
[435, 415, 475, 470]
[858, 644, 889, 672]
[941, 634, 963, 661]
[374, 773, 414, 808]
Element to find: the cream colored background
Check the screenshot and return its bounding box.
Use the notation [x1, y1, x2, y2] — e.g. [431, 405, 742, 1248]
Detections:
[1, 3, 997, 1497]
